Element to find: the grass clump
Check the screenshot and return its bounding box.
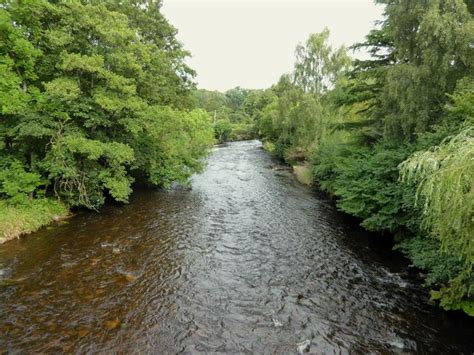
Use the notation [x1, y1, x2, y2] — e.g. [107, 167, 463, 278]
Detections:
[0, 199, 68, 243]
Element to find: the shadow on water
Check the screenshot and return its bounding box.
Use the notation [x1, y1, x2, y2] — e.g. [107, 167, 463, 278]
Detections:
[0, 140, 473, 353]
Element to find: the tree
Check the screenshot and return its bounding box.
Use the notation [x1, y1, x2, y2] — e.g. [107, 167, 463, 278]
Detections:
[293, 28, 350, 95]
[400, 79, 474, 313]
[225, 87, 249, 113]
[214, 120, 232, 143]
[376, 0, 473, 141]
[0, 0, 213, 210]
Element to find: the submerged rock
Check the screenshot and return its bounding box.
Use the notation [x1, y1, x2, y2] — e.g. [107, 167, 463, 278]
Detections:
[104, 317, 120, 330]
[296, 339, 311, 354]
[272, 316, 283, 327]
[123, 273, 137, 282]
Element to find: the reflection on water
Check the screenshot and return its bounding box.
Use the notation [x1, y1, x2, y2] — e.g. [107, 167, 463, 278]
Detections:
[0, 140, 473, 353]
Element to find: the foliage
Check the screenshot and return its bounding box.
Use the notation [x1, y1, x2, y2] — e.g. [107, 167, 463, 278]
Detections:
[400, 126, 473, 310]
[0, 160, 43, 204]
[400, 128, 473, 261]
[258, 27, 350, 161]
[0, 1, 213, 216]
[193, 87, 268, 143]
[193, 89, 230, 122]
[396, 235, 473, 315]
[294, 27, 350, 95]
[314, 142, 420, 233]
[225, 87, 249, 113]
[376, 0, 473, 142]
[130, 107, 213, 188]
[229, 123, 257, 142]
[214, 120, 233, 143]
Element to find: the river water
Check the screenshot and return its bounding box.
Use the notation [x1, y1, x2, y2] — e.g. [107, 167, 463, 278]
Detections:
[0, 140, 473, 353]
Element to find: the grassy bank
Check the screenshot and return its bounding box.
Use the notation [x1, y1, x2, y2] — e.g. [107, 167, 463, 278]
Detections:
[0, 199, 68, 244]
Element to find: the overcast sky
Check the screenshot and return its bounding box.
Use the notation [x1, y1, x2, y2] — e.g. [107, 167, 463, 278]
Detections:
[161, 1, 384, 91]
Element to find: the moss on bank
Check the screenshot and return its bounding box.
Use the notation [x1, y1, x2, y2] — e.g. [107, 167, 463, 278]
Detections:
[0, 199, 68, 243]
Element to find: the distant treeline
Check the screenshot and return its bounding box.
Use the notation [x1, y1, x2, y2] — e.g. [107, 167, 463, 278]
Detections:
[193, 88, 264, 143]
[238, 1, 474, 315]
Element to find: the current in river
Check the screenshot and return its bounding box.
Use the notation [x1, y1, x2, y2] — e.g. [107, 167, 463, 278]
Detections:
[1, 141, 473, 353]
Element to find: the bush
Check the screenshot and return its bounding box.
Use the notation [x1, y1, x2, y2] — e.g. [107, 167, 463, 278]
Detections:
[0, 160, 43, 204]
[214, 120, 233, 143]
[313, 142, 420, 233]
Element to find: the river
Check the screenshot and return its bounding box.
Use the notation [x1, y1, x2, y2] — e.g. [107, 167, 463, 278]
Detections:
[0, 140, 473, 353]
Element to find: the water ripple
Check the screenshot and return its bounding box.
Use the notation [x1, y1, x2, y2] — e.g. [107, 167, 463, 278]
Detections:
[0, 140, 473, 353]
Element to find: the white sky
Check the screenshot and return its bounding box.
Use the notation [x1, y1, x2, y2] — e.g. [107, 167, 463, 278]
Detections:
[161, 1, 384, 91]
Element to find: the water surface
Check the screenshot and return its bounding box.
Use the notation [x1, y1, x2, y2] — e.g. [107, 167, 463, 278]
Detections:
[1, 140, 473, 353]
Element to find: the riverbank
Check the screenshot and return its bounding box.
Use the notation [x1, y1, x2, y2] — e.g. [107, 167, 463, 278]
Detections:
[0, 199, 68, 244]
[262, 141, 313, 186]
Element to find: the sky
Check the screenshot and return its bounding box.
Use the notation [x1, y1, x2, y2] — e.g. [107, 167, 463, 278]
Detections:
[161, 1, 384, 91]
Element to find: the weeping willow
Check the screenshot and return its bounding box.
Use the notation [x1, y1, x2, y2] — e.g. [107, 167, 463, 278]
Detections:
[400, 126, 473, 312]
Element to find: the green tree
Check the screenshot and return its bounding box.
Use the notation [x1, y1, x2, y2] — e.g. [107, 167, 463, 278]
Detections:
[225, 87, 249, 113]
[0, 0, 213, 212]
[294, 27, 350, 95]
[259, 29, 350, 160]
[214, 120, 232, 143]
[377, 0, 473, 141]
[399, 80, 474, 313]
